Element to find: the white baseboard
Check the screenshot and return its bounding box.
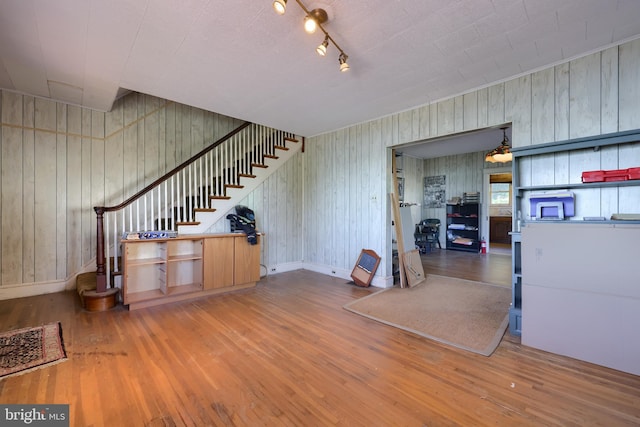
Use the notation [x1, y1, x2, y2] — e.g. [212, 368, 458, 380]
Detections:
[265, 262, 394, 288]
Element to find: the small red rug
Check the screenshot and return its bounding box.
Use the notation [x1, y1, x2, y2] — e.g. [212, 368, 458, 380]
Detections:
[0, 322, 67, 379]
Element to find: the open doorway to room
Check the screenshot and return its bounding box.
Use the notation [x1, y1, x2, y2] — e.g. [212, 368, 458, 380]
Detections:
[483, 168, 513, 256]
[390, 125, 513, 286]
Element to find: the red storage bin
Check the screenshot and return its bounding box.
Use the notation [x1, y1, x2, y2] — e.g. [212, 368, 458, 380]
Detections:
[628, 167, 640, 180]
[581, 169, 628, 183]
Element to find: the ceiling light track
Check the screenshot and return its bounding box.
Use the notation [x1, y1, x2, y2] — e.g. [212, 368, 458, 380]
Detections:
[272, 0, 350, 72]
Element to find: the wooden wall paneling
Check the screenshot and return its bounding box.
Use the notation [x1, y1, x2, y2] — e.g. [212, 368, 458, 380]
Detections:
[91, 111, 105, 261]
[22, 96, 35, 283]
[411, 108, 420, 142]
[438, 98, 455, 136]
[531, 68, 555, 146]
[56, 105, 68, 280]
[34, 124, 57, 281]
[334, 130, 348, 269]
[398, 110, 412, 144]
[136, 95, 146, 190]
[477, 88, 489, 128]
[599, 145, 620, 217]
[81, 109, 93, 265]
[569, 53, 602, 139]
[569, 148, 601, 218]
[66, 106, 82, 278]
[369, 121, 386, 271]
[429, 103, 438, 137]
[276, 145, 290, 265]
[505, 75, 532, 147]
[144, 99, 159, 187]
[454, 95, 464, 132]
[418, 104, 430, 140]
[123, 97, 139, 200]
[554, 63, 570, 142]
[1, 93, 23, 285]
[105, 100, 124, 206]
[157, 99, 167, 175]
[165, 101, 177, 171]
[266, 160, 279, 265]
[600, 46, 619, 134]
[487, 83, 505, 127]
[618, 141, 640, 214]
[619, 39, 640, 131]
[463, 92, 478, 131]
[345, 129, 357, 268]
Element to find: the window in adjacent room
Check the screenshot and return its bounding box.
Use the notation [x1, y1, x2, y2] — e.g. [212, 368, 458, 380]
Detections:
[490, 182, 511, 205]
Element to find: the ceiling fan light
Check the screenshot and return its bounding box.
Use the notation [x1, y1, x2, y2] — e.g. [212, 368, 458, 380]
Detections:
[273, 0, 287, 15]
[485, 127, 512, 163]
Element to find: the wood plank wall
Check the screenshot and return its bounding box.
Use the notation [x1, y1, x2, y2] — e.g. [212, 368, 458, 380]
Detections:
[0, 92, 244, 295]
[303, 40, 640, 282]
[2, 39, 640, 296]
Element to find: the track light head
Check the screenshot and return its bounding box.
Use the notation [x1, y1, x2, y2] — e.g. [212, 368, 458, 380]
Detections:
[273, 0, 287, 15]
[304, 8, 328, 34]
[316, 36, 329, 56]
[339, 53, 349, 72]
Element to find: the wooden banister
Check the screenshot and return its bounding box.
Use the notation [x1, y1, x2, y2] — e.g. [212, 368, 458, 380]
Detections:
[92, 121, 250, 293]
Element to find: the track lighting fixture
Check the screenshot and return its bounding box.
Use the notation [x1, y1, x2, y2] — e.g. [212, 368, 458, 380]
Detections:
[485, 127, 513, 163]
[273, 0, 350, 72]
[339, 53, 349, 72]
[273, 0, 287, 15]
[316, 36, 328, 56]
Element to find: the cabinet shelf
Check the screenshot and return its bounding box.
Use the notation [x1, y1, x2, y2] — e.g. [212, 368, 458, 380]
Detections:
[446, 203, 480, 252]
[122, 234, 261, 310]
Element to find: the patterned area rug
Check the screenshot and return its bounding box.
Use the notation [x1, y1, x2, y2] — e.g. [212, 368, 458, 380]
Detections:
[0, 322, 67, 379]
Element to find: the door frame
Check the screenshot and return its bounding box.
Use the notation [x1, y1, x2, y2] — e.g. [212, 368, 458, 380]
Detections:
[482, 166, 512, 253]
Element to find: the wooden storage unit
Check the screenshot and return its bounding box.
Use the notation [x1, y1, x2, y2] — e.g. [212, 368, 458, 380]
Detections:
[122, 234, 260, 310]
[446, 203, 480, 252]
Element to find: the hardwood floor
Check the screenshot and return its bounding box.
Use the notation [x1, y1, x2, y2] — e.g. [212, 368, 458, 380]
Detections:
[1, 258, 639, 426]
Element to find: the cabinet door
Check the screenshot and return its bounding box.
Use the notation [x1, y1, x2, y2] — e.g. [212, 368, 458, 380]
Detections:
[234, 235, 261, 285]
[203, 237, 235, 289]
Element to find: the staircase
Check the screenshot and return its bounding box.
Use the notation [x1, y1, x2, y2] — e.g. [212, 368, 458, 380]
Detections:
[86, 122, 302, 308]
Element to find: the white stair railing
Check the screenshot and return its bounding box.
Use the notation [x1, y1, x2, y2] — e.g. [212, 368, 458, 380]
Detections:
[93, 122, 298, 293]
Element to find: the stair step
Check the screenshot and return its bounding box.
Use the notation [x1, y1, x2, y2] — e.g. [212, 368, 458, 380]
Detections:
[194, 208, 216, 213]
[239, 173, 256, 178]
[176, 221, 201, 226]
[274, 145, 289, 151]
[284, 137, 299, 143]
[252, 163, 268, 169]
[210, 195, 231, 200]
[225, 184, 244, 189]
[264, 154, 279, 159]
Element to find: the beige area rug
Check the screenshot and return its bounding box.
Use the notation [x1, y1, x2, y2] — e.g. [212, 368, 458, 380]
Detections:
[344, 275, 511, 356]
[0, 322, 67, 379]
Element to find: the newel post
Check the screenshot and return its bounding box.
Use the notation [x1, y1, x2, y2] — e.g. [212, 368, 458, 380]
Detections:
[94, 206, 107, 293]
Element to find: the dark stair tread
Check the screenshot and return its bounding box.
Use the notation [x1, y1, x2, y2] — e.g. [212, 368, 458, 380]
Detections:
[252, 163, 268, 169]
[176, 221, 201, 226]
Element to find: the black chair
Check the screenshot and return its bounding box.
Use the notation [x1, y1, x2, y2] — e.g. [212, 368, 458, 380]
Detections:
[414, 219, 441, 253]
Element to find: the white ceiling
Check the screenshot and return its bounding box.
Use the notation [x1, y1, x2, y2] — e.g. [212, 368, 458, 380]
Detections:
[1, 0, 640, 140]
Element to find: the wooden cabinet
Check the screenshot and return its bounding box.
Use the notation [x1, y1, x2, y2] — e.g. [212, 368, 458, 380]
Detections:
[203, 236, 235, 290]
[123, 234, 260, 310]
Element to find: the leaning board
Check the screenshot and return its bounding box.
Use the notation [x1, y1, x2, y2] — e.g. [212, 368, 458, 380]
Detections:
[351, 249, 381, 287]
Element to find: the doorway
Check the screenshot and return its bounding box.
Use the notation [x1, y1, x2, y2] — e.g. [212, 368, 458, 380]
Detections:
[483, 168, 512, 255]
